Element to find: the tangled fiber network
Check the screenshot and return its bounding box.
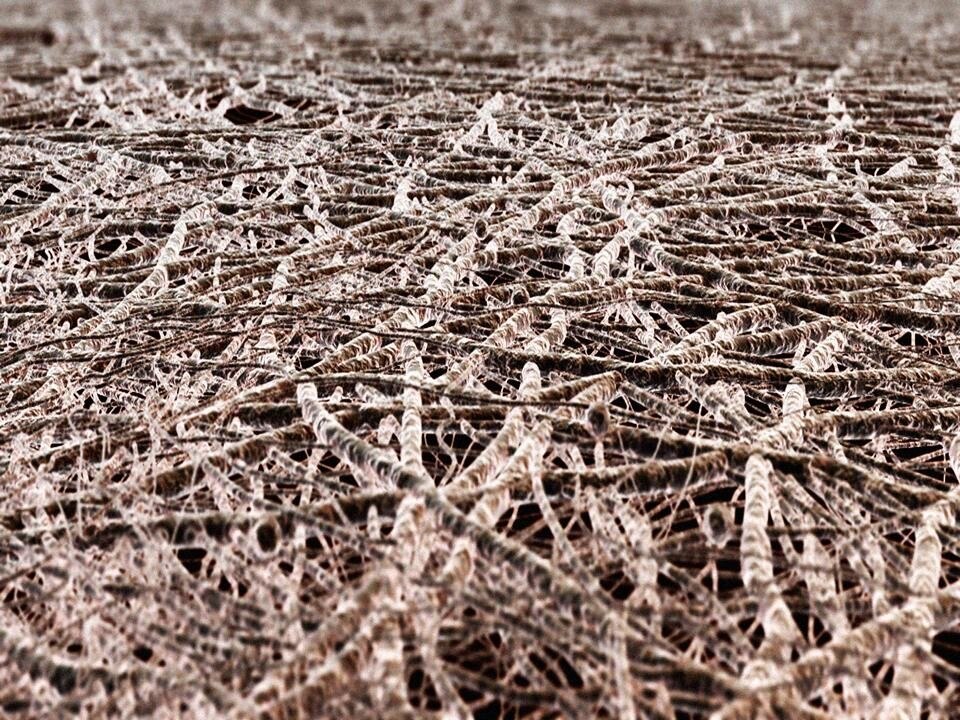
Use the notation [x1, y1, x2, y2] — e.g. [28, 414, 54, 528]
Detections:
[4, 0, 960, 717]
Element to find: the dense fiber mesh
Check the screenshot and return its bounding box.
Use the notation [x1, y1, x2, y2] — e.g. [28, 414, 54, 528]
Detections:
[3, 0, 960, 717]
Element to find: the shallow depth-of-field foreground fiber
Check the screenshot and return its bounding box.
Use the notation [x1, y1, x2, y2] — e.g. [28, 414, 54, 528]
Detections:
[4, 0, 960, 717]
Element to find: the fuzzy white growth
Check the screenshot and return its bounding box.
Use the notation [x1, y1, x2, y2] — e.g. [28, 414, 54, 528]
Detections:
[439, 305, 537, 388]
[758, 378, 807, 449]
[322, 234, 478, 373]
[0, 152, 126, 242]
[801, 533, 871, 714]
[883, 155, 917, 180]
[741, 455, 775, 599]
[82, 201, 212, 341]
[854, 192, 901, 236]
[612, 495, 659, 613]
[446, 407, 525, 492]
[454, 92, 507, 152]
[392, 341, 431, 571]
[392, 176, 414, 213]
[917, 256, 960, 359]
[607, 619, 637, 720]
[525, 309, 568, 355]
[795, 330, 847, 373]
[655, 305, 777, 365]
[592, 232, 624, 281]
[677, 373, 752, 427]
[738, 455, 801, 687]
[255, 258, 290, 358]
[399, 340, 425, 473]
[531, 424, 584, 572]
[442, 420, 550, 593]
[416, 606, 472, 720]
[298, 383, 401, 489]
[723, 579, 960, 720]
[876, 506, 943, 720]
[440, 363, 544, 593]
[949, 434, 960, 481]
[299, 376, 423, 715]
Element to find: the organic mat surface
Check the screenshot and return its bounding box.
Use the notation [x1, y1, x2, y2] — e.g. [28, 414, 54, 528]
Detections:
[3, 1, 960, 717]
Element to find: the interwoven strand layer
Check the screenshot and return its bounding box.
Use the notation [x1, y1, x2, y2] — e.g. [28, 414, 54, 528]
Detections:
[3, 1, 960, 718]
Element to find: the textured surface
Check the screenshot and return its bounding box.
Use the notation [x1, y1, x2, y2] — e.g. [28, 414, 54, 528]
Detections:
[3, 1, 960, 718]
